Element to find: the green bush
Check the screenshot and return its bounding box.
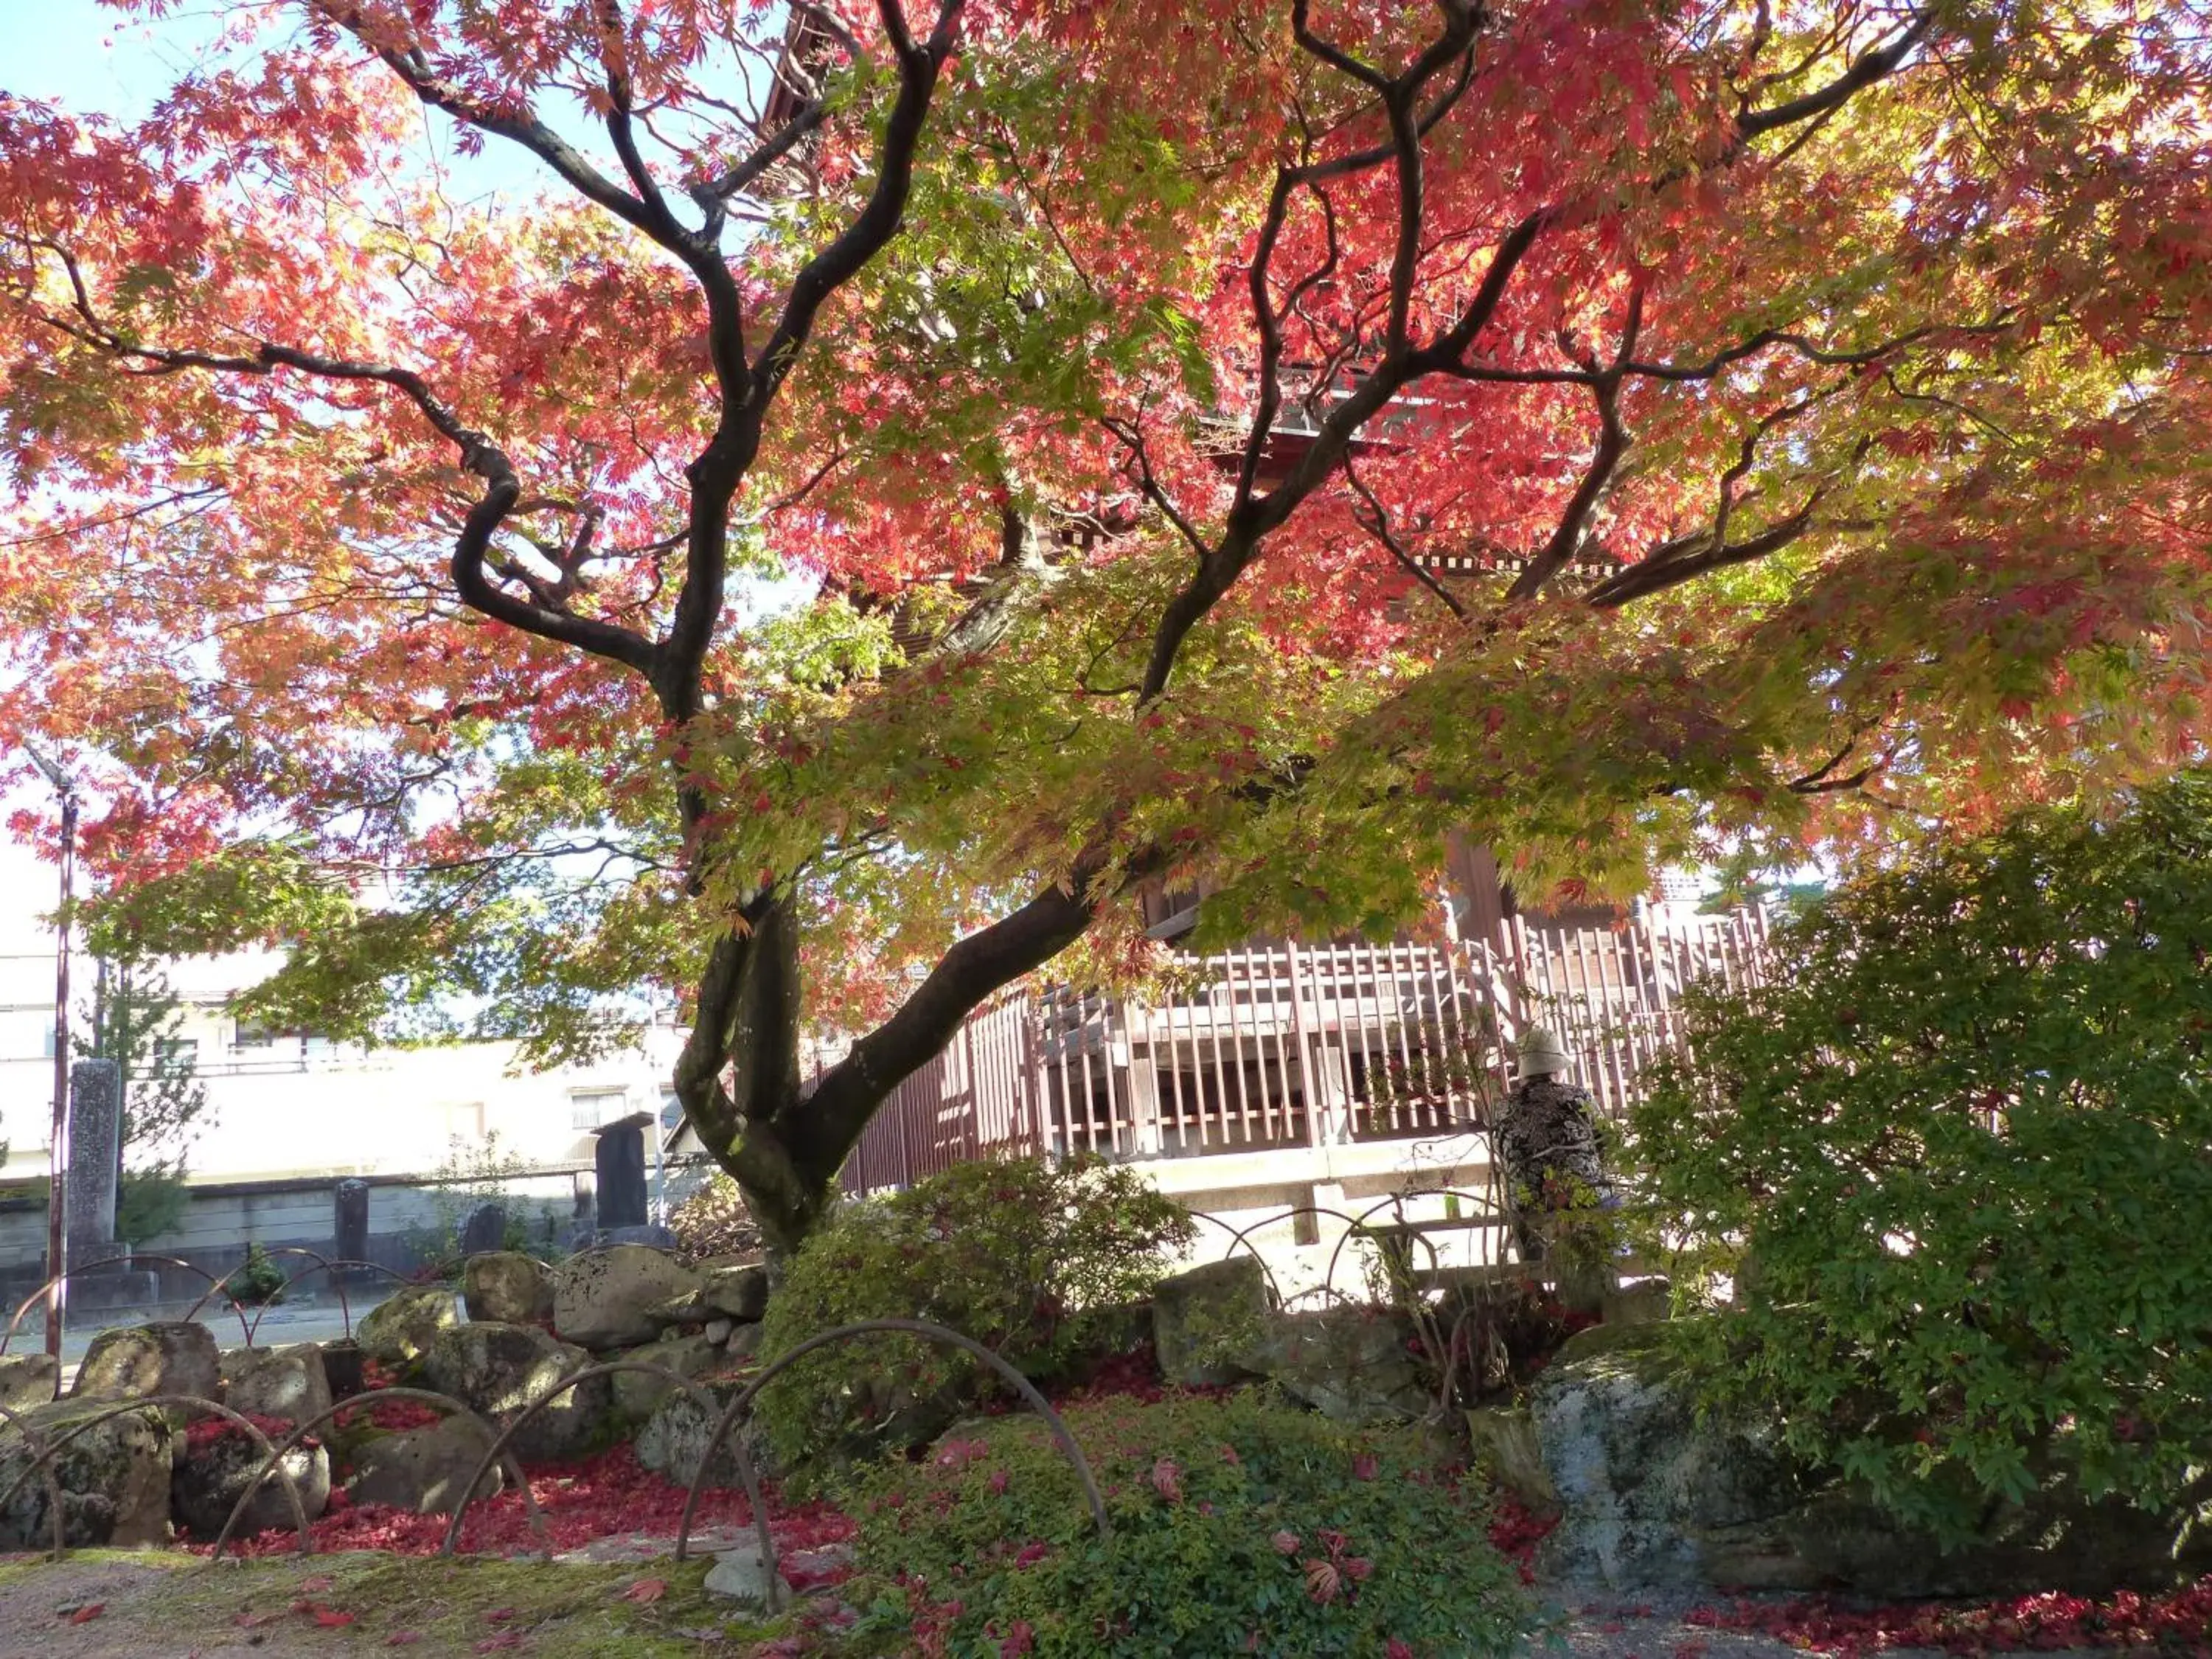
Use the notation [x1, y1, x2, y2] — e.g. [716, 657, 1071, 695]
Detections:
[223, 1241, 288, 1306]
[840, 1391, 1534, 1658]
[756, 1152, 1194, 1469]
[1633, 774, 2212, 1539]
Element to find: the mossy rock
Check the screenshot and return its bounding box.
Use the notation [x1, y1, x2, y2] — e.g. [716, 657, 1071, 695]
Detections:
[1151, 1257, 1271, 1387]
[609, 1333, 723, 1423]
[1253, 1306, 1431, 1425]
[422, 1323, 611, 1464]
[0, 1397, 175, 1548]
[219, 1342, 333, 1425]
[71, 1321, 219, 1404]
[462, 1251, 557, 1325]
[344, 1415, 505, 1514]
[553, 1247, 704, 1351]
[358, 1285, 461, 1367]
[172, 1430, 329, 1539]
[1466, 1404, 1557, 1516]
[1531, 1318, 1804, 1590]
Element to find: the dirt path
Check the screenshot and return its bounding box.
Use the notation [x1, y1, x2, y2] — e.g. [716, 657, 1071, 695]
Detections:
[0, 1548, 2168, 1657]
[0, 1546, 769, 1657]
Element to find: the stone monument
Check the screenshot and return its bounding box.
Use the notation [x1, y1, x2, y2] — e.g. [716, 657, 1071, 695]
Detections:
[593, 1115, 650, 1231]
[333, 1178, 369, 1280]
[459, 1200, 509, 1257]
[63, 1059, 155, 1307]
[63, 1058, 122, 1269]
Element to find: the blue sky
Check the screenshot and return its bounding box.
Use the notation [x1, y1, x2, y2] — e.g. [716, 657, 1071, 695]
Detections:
[3, 0, 556, 202]
[1, 0, 229, 120]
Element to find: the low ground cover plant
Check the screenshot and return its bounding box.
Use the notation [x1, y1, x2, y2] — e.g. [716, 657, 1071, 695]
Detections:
[756, 1152, 1194, 1470]
[838, 1390, 1535, 1658]
[1634, 775, 2212, 1539]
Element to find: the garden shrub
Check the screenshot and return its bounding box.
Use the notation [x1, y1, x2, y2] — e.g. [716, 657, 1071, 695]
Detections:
[756, 1152, 1194, 1469]
[1633, 774, 2212, 1540]
[839, 1391, 1534, 1658]
[224, 1241, 288, 1305]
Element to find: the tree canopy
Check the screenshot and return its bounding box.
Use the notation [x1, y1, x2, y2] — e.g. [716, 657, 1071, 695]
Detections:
[2, 0, 2207, 1244]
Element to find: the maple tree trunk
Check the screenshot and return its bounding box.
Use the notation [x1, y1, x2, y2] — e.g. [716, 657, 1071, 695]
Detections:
[672, 852, 1126, 1255]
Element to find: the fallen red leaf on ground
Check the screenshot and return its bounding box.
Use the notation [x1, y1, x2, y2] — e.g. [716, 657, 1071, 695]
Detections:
[622, 1578, 668, 1603]
[64, 1604, 102, 1624]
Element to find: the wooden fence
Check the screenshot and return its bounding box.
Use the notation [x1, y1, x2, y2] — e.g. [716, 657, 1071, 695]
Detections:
[840, 908, 1770, 1194]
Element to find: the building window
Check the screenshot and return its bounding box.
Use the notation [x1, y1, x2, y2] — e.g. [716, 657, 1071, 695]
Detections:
[232, 1019, 278, 1050]
[154, 1037, 198, 1073]
[571, 1089, 630, 1131]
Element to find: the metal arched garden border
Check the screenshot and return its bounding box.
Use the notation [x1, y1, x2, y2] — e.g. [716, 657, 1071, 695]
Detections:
[212, 1385, 543, 1561]
[665, 1318, 1113, 1613]
[0, 1397, 69, 1558]
[437, 1361, 720, 1564]
[0, 1394, 310, 1559]
[1, 1256, 254, 1361]
[1320, 1186, 1512, 1300]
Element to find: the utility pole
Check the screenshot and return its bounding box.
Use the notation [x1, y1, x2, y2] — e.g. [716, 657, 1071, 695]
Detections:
[22, 745, 76, 1362]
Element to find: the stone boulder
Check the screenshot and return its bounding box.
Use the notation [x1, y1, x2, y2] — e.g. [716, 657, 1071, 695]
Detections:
[700, 1263, 770, 1324]
[1528, 1321, 2212, 1594]
[638, 1377, 776, 1489]
[220, 1343, 333, 1427]
[172, 1427, 330, 1538]
[422, 1322, 611, 1463]
[462, 1252, 556, 1325]
[1736, 1480, 2212, 1596]
[344, 1416, 504, 1514]
[1466, 1404, 1558, 1516]
[72, 1321, 220, 1403]
[568, 1222, 681, 1253]
[1601, 1277, 1672, 1328]
[553, 1246, 703, 1349]
[1253, 1307, 1430, 1425]
[1531, 1323, 1804, 1590]
[610, 1333, 723, 1422]
[357, 1286, 461, 1367]
[1151, 1256, 1271, 1387]
[0, 1397, 175, 1548]
[0, 1353, 59, 1412]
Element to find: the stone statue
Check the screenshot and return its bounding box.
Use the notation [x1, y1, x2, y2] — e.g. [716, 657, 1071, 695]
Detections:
[1498, 1026, 1607, 1267]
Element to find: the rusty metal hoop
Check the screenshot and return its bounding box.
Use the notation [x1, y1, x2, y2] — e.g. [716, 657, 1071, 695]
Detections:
[439, 1361, 723, 1564]
[0, 1394, 310, 1557]
[0, 1396, 69, 1559]
[675, 1318, 1112, 1613]
[213, 1385, 542, 1562]
[2, 1256, 254, 1360]
[1321, 1187, 1507, 1302]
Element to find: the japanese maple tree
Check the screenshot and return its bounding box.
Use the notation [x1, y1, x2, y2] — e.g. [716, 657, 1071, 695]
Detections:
[2, 0, 2207, 1247]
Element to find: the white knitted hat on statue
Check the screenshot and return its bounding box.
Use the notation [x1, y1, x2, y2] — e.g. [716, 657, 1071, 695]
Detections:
[1517, 1026, 1572, 1077]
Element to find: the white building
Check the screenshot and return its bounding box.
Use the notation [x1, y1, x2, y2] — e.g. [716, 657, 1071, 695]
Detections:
[0, 828, 698, 1290]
